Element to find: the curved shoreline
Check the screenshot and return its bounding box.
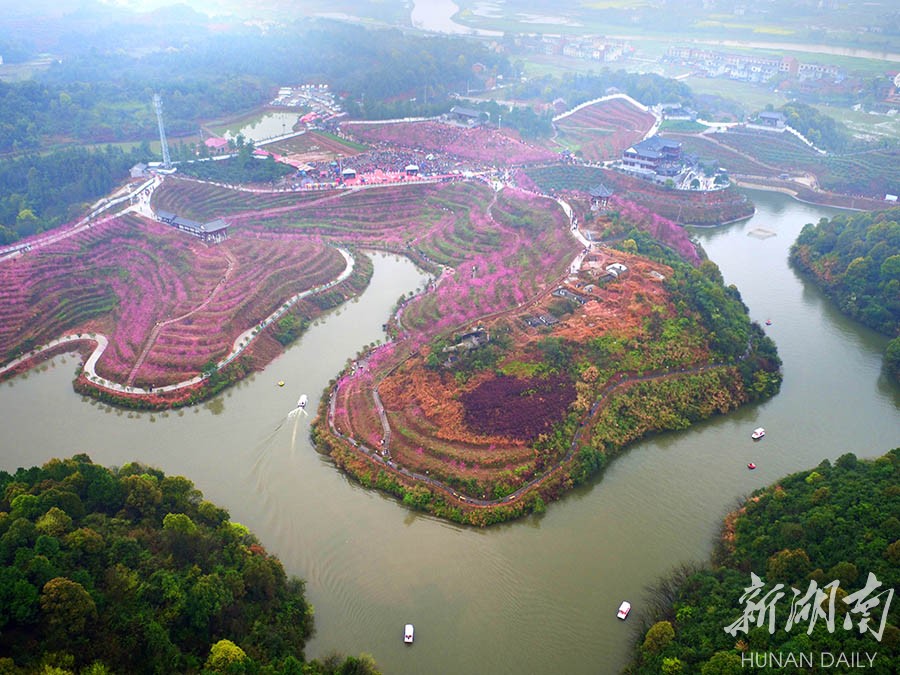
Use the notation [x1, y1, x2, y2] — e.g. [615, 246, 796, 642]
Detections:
[324, 361, 733, 510]
[0, 247, 355, 396]
[314, 190, 768, 522]
[732, 178, 877, 213]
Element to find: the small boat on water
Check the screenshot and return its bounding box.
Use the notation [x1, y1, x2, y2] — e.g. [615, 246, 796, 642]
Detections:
[297, 394, 308, 409]
[751, 427, 765, 440]
[278, 380, 285, 387]
[747, 462, 757, 470]
[765, 319, 772, 326]
[404, 624, 414, 644]
[616, 601, 631, 620]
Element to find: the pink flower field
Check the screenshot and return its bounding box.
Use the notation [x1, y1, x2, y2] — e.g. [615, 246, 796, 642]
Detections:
[0, 213, 346, 388]
[346, 121, 556, 166]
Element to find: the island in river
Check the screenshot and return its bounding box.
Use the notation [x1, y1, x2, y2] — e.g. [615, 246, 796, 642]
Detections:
[310, 187, 781, 525]
[0, 101, 782, 524]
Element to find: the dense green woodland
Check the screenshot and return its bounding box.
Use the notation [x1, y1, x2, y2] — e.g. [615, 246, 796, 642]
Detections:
[626, 449, 900, 674]
[0, 455, 380, 675]
[774, 102, 856, 154]
[0, 146, 149, 244]
[510, 70, 694, 112]
[789, 208, 900, 382]
[0, 21, 511, 154]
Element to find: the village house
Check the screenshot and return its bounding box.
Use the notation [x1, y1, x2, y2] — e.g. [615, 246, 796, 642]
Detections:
[204, 137, 230, 155]
[755, 111, 787, 129]
[448, 106, 487, 126]
[156, 210, 230, 244]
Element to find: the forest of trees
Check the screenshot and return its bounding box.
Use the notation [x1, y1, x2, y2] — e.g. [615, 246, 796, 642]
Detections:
[0, 20, 512, 156]
[0, 145, 151, 244]
[789, 208, 900, 382]
[0, 455, 379, 674]
[626, 448, 900, 674]
[509, 70, 694, 113]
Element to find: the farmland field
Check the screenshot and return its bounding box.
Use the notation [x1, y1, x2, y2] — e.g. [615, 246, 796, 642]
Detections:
[553, 97, 656, 161]
[669, 128, 900, 197]
[264, 131, 368, 162]
[0, 212, 351, 391]
[1, 87, 796, 522]
[311, 173, 780, 525]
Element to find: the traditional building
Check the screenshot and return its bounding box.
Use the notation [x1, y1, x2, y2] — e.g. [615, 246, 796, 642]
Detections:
[449, 106, 486, 126]
[156, 210, 229, 244]
[622, 136, 682, 176]
[756, 111, 786, 129]
[589, 184, 614, 210]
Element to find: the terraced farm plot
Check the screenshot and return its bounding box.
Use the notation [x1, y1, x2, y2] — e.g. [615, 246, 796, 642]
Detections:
[398, 186, 575, 334]
[152, 177, 332, 221]
[712, 128, 823, 172]
[525, 164, 752, 227]
[664, 133, 774, 176]
[554, 98, 656, 162]
[0, 214, 347, 388]
[673, 129, 900, 197]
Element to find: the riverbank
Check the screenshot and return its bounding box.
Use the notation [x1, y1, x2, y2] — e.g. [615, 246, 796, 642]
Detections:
[312, 190, 782, 525]
[732, 175, 887, 212]
[0, 247, 372, 410]
[2, 193, 897, 675]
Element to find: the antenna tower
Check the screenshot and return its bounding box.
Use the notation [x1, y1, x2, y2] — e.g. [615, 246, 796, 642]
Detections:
[153, 93, 172, 169]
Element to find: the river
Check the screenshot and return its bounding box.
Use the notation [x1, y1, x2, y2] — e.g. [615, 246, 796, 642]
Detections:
[1, 192, 898, 674]
[409, 0, 500, 36]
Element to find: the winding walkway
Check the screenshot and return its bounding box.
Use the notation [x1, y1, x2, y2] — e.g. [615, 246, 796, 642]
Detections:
[0, 248, 356, 395]
[328, 358, 728, 508]
[323, 190, 668, 507]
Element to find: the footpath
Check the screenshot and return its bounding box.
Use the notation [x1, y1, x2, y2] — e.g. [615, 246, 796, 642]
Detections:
[0, 174, 356, 394]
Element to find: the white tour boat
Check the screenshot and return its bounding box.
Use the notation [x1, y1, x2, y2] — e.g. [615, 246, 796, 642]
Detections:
[617, 601, 631, 620]
[751, 427, 765, 440]
[404, 624, 414, 643]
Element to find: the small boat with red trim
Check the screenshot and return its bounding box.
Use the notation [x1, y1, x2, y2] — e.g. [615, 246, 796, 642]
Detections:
[751, 427, 765, 440]
[747, 462, 757, 470]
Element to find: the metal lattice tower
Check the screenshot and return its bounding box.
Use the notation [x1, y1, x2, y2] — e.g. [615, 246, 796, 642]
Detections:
[153, 94, 172, 169]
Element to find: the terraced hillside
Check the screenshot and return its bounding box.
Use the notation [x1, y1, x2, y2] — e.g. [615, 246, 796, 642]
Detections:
[553, 97, 656, 162]
[666, 128, 900, 199]
[0, 213, 349, 389]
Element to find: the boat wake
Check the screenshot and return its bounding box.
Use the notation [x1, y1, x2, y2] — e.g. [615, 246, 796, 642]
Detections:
[250, 405, 306, 487]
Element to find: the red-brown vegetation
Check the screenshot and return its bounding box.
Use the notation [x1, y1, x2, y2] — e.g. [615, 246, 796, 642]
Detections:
[460, 373, 575, 440]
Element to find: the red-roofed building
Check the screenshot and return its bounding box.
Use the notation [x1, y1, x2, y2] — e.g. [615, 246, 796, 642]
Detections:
[204, 137, 230, 154]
